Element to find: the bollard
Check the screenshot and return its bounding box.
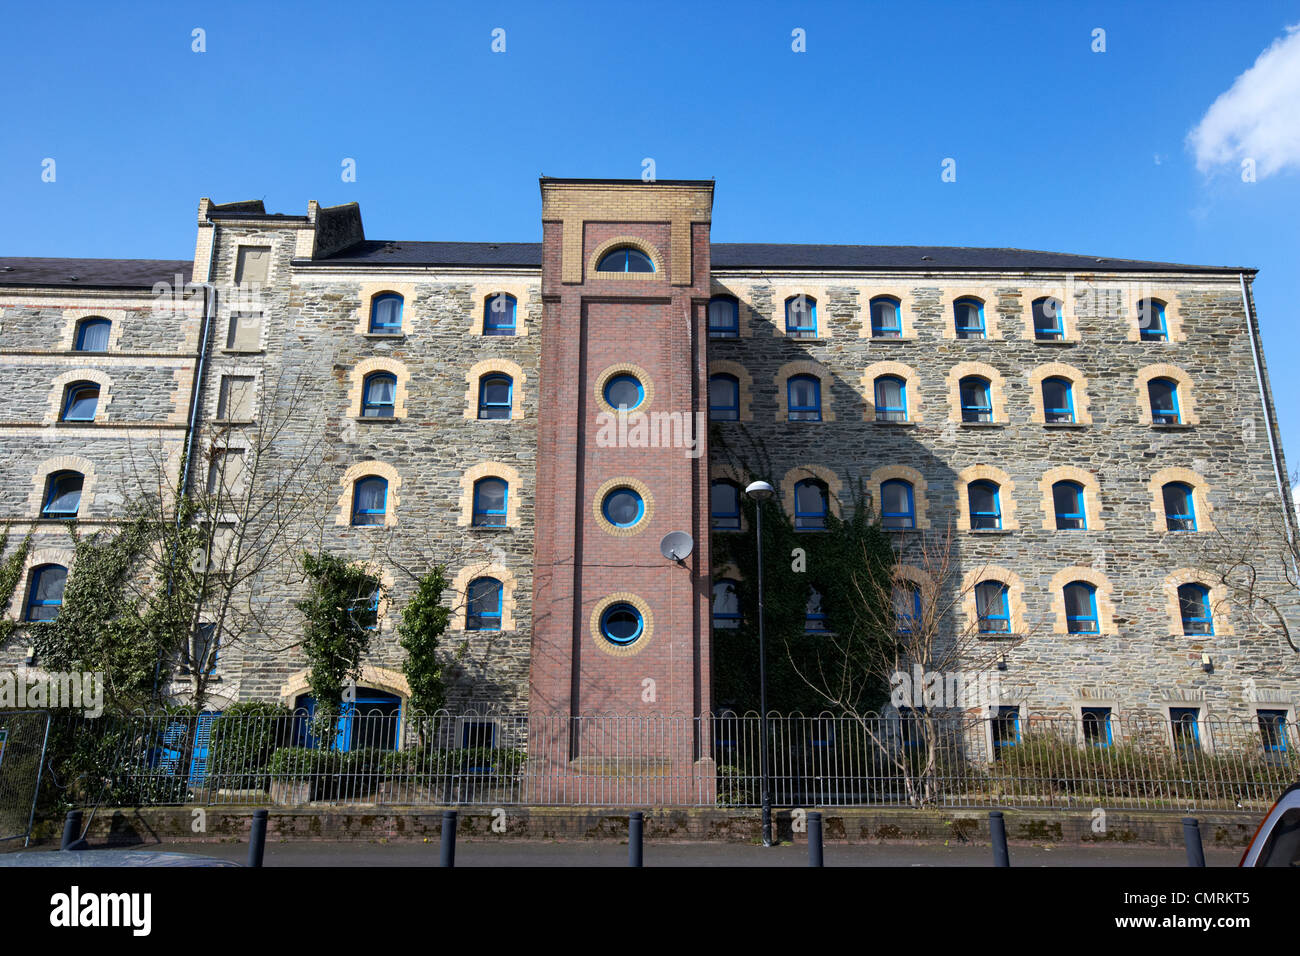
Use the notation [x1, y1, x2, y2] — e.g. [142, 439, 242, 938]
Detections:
[989, 811, 1010, 867]
[440, 810, 458, 867]
[1182, 816, 1206, 867]
[808, 811, 824, 867]
[61, 810, 87, 851]
[247, 809, 268, 868]
[629, 811, 644, 867]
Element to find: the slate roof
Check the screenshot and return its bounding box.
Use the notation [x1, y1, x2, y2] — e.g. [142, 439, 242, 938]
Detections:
[0, 257, 195, 289]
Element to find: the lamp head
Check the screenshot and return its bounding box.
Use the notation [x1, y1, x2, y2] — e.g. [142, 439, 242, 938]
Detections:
[745, 480, 775, 501]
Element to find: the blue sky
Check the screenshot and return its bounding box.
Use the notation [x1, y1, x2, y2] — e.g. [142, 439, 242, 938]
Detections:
[2, 1, 1298, 470]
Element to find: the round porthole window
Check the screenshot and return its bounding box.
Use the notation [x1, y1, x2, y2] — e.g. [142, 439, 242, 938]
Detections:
[603, 374, 644, 411]
[602, 488, 645, 528]
[600, 602, 644, 646]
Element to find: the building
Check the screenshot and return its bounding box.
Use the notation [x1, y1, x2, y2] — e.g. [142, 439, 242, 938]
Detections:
[1, 178, 1296, 753]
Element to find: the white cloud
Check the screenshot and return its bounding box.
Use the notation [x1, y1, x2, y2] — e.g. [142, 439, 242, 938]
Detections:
[1188, 24, 1300, 179]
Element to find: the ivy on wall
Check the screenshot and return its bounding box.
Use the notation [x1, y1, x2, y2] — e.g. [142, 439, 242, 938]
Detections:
[295, 551, 382, 720]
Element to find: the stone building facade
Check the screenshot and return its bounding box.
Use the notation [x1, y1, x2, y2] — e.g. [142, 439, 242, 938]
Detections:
[0, 178, 1296, 747]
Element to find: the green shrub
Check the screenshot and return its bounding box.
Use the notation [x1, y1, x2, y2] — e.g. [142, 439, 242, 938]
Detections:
[206, 702, 292, 791]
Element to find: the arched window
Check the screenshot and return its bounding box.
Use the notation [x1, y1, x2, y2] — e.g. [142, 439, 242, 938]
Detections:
[975, 581, 1010, 633]
[75, 318, 111, 352]
[893, 583, 921, 634]
[603, 374, 644, 411]
[1042, 377, 1074, 423]
[711, 480, 741, 531]
[467, 577, 503, 630]
[484, 293, 516, 335]
[787, 375, 821, 421]
[1064, 582, 1099, 633]
[26, 564, 67, 622]
[954, 298, 985, 339]
[351, 476, 388, 526]
[708, 295, 739, 338]
[472, 477, 508, 527]
[959, 376, 993, 422]
[968, 480, 1001, 530]
[362, 372, 397, 417]
[1033, 297, 1064, 340]
[42, 471, 83, 518]
[1053, 480, 1086, 530]
[870, 297, 902, 338]
[709, 374, 740, 421]
[1178, 583, 1213, 635]
[880, 479, 915, 529]
[794, 479, 828, 531]
[61, 382, 100, 421]
[1148, 378, 1180, 424]
[713, 579, 742, 629]
[1138, 298, 1167, 341]
[596, 247, 655, 273]
[1163, 482, 1196, 531]
[785, 296, 817, 338]
[478, 374, 513, 419]
[805, 587, 829, 633]
[369, 293, 403, 333]
[874, 375, 907, 422]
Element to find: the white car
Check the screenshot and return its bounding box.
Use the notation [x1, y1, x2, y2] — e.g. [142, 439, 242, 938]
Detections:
[1240, 782, 1300, 867]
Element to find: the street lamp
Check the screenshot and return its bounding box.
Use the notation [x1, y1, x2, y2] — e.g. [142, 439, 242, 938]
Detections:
[745, 479, 774, 847]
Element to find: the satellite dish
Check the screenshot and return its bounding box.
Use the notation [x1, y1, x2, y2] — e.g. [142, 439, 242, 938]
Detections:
[660, 531, 694, 562]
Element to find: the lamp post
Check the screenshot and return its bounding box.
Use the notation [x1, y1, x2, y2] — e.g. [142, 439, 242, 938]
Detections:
[745, 479, 775, 847]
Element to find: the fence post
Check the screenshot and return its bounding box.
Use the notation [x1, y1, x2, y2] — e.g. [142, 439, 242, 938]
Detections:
[808, 811, 824, 867]
[1182, 816, 1206, 867]
[60, 810, 87, 851]
[989, 810, 1010, 867]
[440, 810, 457, 867]
[247, 809, 268, 868]
[629, 811, 644, 867]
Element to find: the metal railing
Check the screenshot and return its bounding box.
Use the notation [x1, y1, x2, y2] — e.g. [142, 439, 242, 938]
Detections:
[36, 709, 1300, 811]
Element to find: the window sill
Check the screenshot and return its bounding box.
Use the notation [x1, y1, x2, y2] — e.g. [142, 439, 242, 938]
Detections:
[884, 525, 918, 533]
[221, 348, 265, 356]
[872, 419, 917, 427]
[867, 335, 918, 343]
[1043, 422, 1088, 429]
[976, 631, 1023, 642]
[355, 416, 398, 423]
[1031, 338, 1077, 346]
[968, 528, 1014, 535]
[1151, 423, 1194, 430]
[781, 334, 826, 342]
[960, 421, 1006, 428]
[363, 332, 405, 340]
[211, 419, 255, 426]
[468, 525, 513, 533]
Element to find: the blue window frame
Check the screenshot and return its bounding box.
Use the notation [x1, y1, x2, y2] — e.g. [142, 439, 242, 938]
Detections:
[1033, 297, 1064, 340]
[871, 297, 902, 338]
[708, 295, 739, 338]
[1258, 710, 1289, 753]
[472, 477, 508, 527]
[893, 583, 921, 634]
[478, 374, 513, 419]
[959, 376, 993, 422]
[794, 479, 828, 531]
[975, 581, 1010, 633]
[361, 587, 381, 631]
[713, 579, 741, 629]
[709, 374, 739, 421]
[787, 375, 821, 421]
[1178, 583, 1213, 635]
[369, 293, 403, 333]
[968, 480, 1001, 530]
[596, 247, 655, 273]
[874, 375, 907, 422]
[61, 382, 99, 421]
[1170, 707, 1201, 754]
[880, 479, 915, 529]
[954, 298, 985, 339]
[604, 374, 644, 411]
[484, 293, 516, 335]
[1042, 376, 1074, 423]
[75, 318, 111, 352]
[1148, 378, 1180, 424]
[1081, 707, 1113, 748]
[362, 372, 396, 417]
[784, 295, 817, 338]
[602, 487, 645, 527]
[1163, 482, 1196, 531]
[25, 564, 67, 622]
[1064, 581, 1099, 633]
[711, 480, 741, 531]
[804, 587, 829, 633]
[1053, 480, 1086, 530]
[992, 706, 1021, 757]
[351, 476, 387, 526]
[42, 471, 83, 518]
[1138, 298, 1167, 341]
[600, 602, 644, 645]
[467, 577, 503, 630]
